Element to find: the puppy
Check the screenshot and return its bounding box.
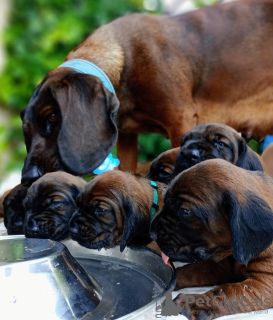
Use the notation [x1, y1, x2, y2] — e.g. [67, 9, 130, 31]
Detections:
[3, 184, 28, 235]
[0, 189, 10, 217]
[146, 148, 180, 184]
[173, 123, 263, 176]
[24, 172, 86, 241]
[151, 159, 273, 319]
[21, 0, 273, 185]
[261, 143, 273, 177]
[69, 170, 166, 252]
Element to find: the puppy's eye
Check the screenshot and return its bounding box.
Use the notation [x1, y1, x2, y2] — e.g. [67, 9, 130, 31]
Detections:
[94, 207, 109, 215]
[158, 166, 173, 179]
[214, 140, 226, 148]
[178, 208, 193, 217]
[48, 113, 57, 122]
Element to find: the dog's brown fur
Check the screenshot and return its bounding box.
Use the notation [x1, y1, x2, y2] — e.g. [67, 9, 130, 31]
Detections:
[24, 172, 86, 241]
[151, 159, 273, 319]
[3, 184, 28, 235]
[261, 143, 273, 177]
[146, 147, 180, 184]
[0, 190, 10, 218]
[173, 123, 264, 176]
[21, 0, 273, 185]
[69, 170, 165, 252]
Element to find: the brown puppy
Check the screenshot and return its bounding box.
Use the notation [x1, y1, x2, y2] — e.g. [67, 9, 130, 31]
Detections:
[173, 123, 263, 176]
[24, 172, 86, 241]
[69, 170, 166, 252]
[146, 147, 180, 184]
[261, 143, 273, 177]
[0, 189, 10, 217]
[151, 159, 273, 319]
[21, 0, 273, 185]
[3, 184, 28, 235]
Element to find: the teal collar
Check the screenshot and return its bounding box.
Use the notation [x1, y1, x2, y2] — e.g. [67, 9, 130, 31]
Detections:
[149, 180, 159, 220]
[58, 59, 116, 95]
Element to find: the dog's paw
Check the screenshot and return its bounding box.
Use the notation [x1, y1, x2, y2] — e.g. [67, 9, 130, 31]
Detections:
[174, 293, 215, 320]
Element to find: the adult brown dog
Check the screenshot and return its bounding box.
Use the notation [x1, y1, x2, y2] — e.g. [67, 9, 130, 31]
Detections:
[69, 170, 165, 252]
[3, 184, 28, 235]
[173, 123, 264, 177]
[146, 147, 180, 184]
[20, 0, 273, 186]
[151, 159, 273, 319]
[24, 172, 86, 241]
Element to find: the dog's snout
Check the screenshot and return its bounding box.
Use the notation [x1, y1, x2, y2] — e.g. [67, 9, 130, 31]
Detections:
[69, 213, 80, 234]
[21, 165, 42, 186]
[189, 148, 200, 160]
[25, 218, 39, 236]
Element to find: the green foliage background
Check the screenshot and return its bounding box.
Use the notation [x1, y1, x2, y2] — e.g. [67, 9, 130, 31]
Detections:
[1, 0, 259, 181]
[0, 0, 166, 180]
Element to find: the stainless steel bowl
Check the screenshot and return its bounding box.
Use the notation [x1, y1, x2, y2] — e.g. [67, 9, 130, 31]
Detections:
[0, 236, 176, 320]
[0, 236, 102, 320]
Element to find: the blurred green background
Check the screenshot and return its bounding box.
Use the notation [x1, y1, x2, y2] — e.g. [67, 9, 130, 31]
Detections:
[0, 0, 257, 183]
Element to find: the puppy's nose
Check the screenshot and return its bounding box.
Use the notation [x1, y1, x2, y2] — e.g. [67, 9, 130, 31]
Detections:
[189, 148, 200, 160]
[26, 218, 39, 236]
[69, 214, 80, 235]
[21, 165, 42, 186]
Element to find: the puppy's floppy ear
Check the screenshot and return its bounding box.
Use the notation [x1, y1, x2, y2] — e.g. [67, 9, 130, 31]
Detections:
[237, 139, 263, 171]
[120, 199, 149, 252]
[225, 191, 273, 265]
[52, 73, 119, 176]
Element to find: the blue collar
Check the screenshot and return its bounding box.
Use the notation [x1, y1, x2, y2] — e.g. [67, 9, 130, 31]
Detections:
[58, 59, 116, 95]
[149, 180, 159, 220]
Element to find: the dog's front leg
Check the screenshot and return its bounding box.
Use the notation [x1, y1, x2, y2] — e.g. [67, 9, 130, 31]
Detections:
[175, 257, 239, 290]
[174, 278, 272, 320]
[117, 131, 138, 172]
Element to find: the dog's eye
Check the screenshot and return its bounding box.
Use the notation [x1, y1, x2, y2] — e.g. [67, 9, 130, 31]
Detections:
[48, 113, 57, 122]
[178, 208, 193, 217]
[214, 140, 226, 148]
[158, 166, 173, 179]
[95, 207, 109, 215]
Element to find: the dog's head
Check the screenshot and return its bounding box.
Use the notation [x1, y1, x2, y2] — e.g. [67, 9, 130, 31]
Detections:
[23, 172, 86, 241]
[69, 171, 155, 251]
[20, 68, 119, 186]
[146, 147, 180, 184]
[3, 184, 28, 235]
[173, 123, 263, 176]
[151, 159, 273, 266]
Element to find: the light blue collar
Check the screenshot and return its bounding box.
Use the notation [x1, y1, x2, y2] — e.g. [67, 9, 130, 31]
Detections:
[149, 180, 159, 220]
[58, 59, 116, 95]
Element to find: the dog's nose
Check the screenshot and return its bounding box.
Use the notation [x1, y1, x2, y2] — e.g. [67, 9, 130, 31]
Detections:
[26, 218, 39, 236]
[21, 166, 42, 186]
[189, 148, 200, 160]
[69, 214, 80, 235]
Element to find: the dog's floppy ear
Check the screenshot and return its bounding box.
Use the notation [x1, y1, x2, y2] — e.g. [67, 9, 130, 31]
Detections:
[225, 191, 273, 265]
[52, 73, 119, 176]
[120, 199, 149, 252]
[237, 139, 263, 171]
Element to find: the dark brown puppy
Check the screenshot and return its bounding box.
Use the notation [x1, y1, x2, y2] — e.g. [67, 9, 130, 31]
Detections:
[151, 159, 273, 319]
[173, 123, 263, 176]
[69, 170, 166, 252]
[0, 189, 10, 217]
[21, 0, 273, 185]
[24, 172, 86, 241]
[146, 147, 180, 184]
[3, 184, 28, 235]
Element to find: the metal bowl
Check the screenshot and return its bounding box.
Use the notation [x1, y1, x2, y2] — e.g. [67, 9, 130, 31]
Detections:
[0, 236, 176, 320]
[0, 236, 102, 320]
